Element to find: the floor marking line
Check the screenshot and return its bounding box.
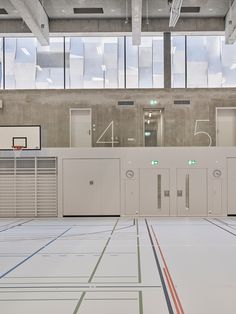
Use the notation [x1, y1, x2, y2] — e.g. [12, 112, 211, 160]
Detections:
[88, 218, 119, 283]
[73, 219, 119, 313]
[73, 292, 86, 314]
[0, 227, 72, 279]
[204, 219, 236, 237]
[214, 218, 236, 230]
[151, 225, 184, 314]
[0, 219, 34, 234]
[163, 268, 181, 314]
[145, 219, 174, 314]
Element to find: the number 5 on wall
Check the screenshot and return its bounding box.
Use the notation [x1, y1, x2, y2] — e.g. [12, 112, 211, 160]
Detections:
[194, 119, 212, 147]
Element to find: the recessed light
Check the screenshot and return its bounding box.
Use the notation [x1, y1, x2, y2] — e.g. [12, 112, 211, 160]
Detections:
[209, 8, 213, 11]
[21, 48, 30, 56]
[158, 9, 163, 12]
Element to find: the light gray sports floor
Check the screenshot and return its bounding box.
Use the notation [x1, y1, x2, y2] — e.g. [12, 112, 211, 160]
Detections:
[0, 217, 236, 314]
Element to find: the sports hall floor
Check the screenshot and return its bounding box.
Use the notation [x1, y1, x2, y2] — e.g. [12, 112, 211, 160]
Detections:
[0, 217, 236, 314]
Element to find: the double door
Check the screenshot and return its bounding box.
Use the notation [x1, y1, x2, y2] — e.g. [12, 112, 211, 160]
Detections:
[139, 168, 208, 216]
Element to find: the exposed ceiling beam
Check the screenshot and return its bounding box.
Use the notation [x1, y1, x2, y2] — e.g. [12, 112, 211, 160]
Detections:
[169, 0, 183, 28]
[225, 0, 236, 44]
[9, 0, 49, 45]
[132, 0, 142, 46]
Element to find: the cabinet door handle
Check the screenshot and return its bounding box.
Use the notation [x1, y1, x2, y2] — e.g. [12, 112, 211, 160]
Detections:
[177, 190, 183, 197]
[185, 174, 190, 209]
[157, 174, 161, 209]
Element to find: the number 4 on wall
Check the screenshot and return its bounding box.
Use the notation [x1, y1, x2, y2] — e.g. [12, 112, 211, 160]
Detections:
[194, 119, 212, 147]
[96, 121, 119, 147]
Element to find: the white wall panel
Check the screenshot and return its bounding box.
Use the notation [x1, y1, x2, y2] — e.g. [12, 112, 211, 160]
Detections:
[63, 158, 120, 216]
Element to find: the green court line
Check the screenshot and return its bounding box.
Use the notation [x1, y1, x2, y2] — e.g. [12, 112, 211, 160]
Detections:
[139, 291, 144, 314]
[84, 298, 138, 301]
[73, 219, 119, 313]
[136, 219, 142, 283]
[88, 219, 119, 283]
[73, 292, 86, 314]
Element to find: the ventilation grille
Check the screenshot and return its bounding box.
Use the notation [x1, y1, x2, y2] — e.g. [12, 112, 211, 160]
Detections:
[181, 7, 200, 13]
[73, 8, 104, 14]
[117, 101, 135, 106]
[0, 157, 57, 218]
[174, 100, 191, 105]
[0, 8, 8, 14]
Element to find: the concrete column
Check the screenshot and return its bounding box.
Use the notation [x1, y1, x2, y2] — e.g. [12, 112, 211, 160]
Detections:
[164, 32, 171, 88]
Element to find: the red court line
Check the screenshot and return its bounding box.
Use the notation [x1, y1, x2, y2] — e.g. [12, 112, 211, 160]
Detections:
[151, 225, 184, 314]
[163, 267, 181, 314]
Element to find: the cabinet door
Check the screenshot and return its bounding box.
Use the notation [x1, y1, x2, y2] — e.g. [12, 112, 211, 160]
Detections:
[177, 169, 207, 216]
[228, 158, 236, 215]
[140, 169, 170, 216]
[63, 159, 120, 216]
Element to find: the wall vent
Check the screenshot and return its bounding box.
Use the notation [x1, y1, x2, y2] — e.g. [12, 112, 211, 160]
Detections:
[174, 100, 191, 105]
[117, 101, 135, 106]
[73, 8, 104, 14]
[181, 7, 200, 13]
[0, 8, 8, 14]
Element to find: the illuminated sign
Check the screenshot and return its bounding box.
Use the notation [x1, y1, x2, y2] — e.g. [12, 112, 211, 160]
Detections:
[151, 160, 159, 165]
[188, 160, 197, 166]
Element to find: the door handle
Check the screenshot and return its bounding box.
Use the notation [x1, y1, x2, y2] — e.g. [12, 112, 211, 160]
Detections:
[88, 130, 91, 135]
[177, 190, 183, 197]
[157, 174, 161, 209]
[185, 174, 190, 209]
[164, 190, 170, 197]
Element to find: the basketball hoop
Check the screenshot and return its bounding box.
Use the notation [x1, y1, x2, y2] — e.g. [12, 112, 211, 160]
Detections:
[12, 145, 23, 159]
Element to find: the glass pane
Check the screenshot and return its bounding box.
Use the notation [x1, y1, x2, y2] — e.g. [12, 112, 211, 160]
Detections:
[171, 36, 185, 88]
[126, 36, 164, 88]
[221, 37, 236, 87]
[187, 36, 208, 88]
[65, 37, 124, 89]
[5, 37, 64, 89]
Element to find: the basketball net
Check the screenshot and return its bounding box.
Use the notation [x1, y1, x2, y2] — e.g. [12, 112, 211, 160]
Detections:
[12, 145, 23, 159]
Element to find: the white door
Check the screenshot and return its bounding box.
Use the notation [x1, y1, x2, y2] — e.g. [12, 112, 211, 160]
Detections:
[70, 109, 91, 147]
[140, 169, 170, 216]
[63, 159, 120, 216]
[227, 158, 236, 215]
[216, 107, 236, 146]
[177, 169, 207, 216]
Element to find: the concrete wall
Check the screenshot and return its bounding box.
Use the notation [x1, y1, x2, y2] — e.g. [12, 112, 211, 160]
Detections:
[0, 88, 236, 147]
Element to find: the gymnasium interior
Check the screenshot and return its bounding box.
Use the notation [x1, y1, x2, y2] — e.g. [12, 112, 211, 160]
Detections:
[0, 0, 236, 313]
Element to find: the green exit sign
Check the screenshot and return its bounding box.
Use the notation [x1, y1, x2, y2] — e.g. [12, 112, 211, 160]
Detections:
[150, 99, 158, 106]
[188, 160, 197, 166]
[151, 160, 159, 166]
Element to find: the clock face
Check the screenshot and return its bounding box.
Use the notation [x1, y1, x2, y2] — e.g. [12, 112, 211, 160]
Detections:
[126, 170, 134, 179]
[213, 169, 222, 178]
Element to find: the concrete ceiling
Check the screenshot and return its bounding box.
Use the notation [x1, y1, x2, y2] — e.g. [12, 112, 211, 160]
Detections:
[0, 0, 231, 19]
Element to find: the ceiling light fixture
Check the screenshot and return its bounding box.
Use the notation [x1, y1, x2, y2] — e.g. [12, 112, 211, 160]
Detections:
[125, 0, 129, 24]
[146, 0, 149, 25]
[96, 46, 102, 55]
[36, 65, 43, 71]
[21, 47, 30, 56]
[169, 0, 183, 28]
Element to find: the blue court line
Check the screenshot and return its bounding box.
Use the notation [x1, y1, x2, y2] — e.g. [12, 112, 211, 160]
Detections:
[0, 219, 35, 234]
[0, 227, 72, 279]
